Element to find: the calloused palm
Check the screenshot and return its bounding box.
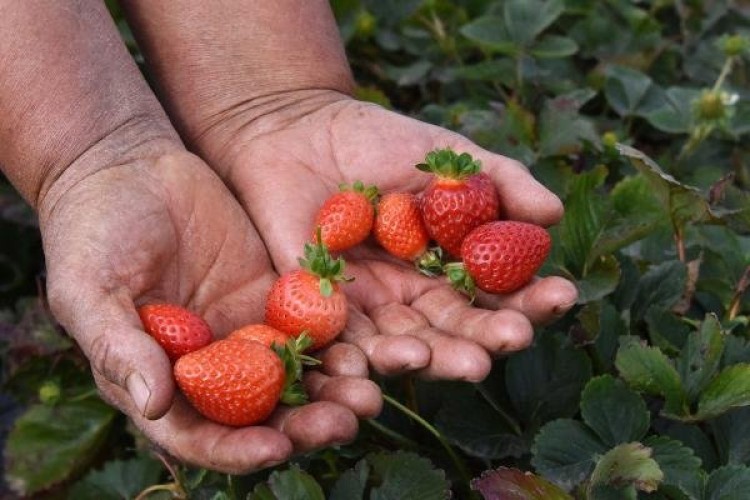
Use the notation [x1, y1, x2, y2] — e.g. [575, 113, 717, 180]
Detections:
[205, 92, 579, 382]
[38, 151, 379, 474]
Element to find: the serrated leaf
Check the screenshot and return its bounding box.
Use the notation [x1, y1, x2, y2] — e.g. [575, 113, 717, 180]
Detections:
[504, 0, 565, 46]
[471, 467, 573, 500]
[67, 456, 164, 500]
[704, 465, 750, 500]
[531, 419, 608, 490]
[641, 87, 702, 134]
[645, 307, 691, 355]
[631, 260, 688, 322]
[459, 16, 518, 54]
[248, 465, 325, 500]
[329, 460, 369, 500]
[505, 333, 593, 425]
[576, 255, 621, 304]
[538, 90, 599, 157]
[644, 436, 704, 500]
[677, 314, 725, 404]
[615, 338, 688, 417]
[711, 406, 750, 466]
[695, 364, 750, 420]
[4, 397, 117, 495]
[531, 34, 579, 58]
[435, 385, 527, 460]
[580, 375, 650, 447]
[589, 443, 664, 494]
[368, 451, 450, 500]
[604, 66, 656, 117]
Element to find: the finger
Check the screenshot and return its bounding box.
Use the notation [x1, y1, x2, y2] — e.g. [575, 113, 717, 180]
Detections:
[410, 286, 535, 354]
[95, 373, 293, 474]
[267, 401, 359, 453]
[448, 140, 564, 226]
[48, 284, 174, 419]
[316, 342, 370, 378]
[304, 371, 383, 418]
[475, 276, 579, 325]
[339, 307, 431, 376]
[370, 302, 492, 382]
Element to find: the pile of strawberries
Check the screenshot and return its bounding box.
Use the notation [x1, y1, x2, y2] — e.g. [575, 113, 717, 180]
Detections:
[137, 148, 552, 428]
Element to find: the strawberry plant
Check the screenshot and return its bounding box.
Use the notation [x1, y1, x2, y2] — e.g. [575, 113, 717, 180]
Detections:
[3, 0, 750, 498]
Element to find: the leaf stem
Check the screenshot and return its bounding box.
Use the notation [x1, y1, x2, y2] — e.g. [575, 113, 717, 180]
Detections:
[366, 418, 420, 449]
[134, 483, 185, 500]
[383, 394, 477, 498]
[712, 56, 734, 93]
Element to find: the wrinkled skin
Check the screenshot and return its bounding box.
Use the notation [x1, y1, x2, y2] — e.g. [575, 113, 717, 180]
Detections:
[195, 91, 579, 382]
[37, 151, 381, 474]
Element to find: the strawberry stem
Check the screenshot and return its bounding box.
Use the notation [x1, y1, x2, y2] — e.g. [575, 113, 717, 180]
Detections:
[415, 247, 445, 277]
[339, 180, 380, 202]
[273, 333, 320, 406]
[416, 147, 482, 180]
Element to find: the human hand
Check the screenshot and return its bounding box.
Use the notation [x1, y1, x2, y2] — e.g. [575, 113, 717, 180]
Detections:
[37, 150, 381, 474]
[196, 91, 579, 382]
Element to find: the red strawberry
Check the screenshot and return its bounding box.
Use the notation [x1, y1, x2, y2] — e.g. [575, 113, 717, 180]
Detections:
[265, 240, 350, 350]
[227, 324, 291, 348]
[417, 148, 499, 257]
[446, 221, 551, 296]
[138, 303, 213, 362]
[174, 337, 308, 426]
[374, 192, 430, 261]
[313, 181, 378, 252]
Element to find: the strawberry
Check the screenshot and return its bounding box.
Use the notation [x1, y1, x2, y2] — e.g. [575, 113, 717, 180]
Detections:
[174, 337, 308, 426]
[137, 303, 213, 362]
[445, 221, 551, 296]
[313, 181, 378, 252]
[417, 148, 499, 257]
[373, 192, 430, 261]
[227, 324, 291, 348]
[265, 239, 350, 350]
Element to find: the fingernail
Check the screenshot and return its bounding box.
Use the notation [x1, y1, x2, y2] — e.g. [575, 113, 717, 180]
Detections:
[126, 373, 151, 417]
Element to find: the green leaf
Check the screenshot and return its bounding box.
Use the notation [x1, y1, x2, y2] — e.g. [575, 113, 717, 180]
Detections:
[615, 338, 688, 417]
[67, 457, 164, 500]
[538, 89, 599, 157]
[531, 419, 608, 490]
[589, 443, 664, 494]
[4, 397, 117, 496]
[384, 60, 433, 86]
[644, 436, 704, 500]
[450, 59, 515, 85]
[435, 385, 526, 460]
[711, 407, 750, 466]
[704, 465, 750, 500]
[641, 87, 702, 134]
[631, 260, 688, 322]
[505, 333, 593, 425]
[368, 451, 450, 500]
[575, 255, 621, 304]
[329, 460, 369, 500]
[677, 314, 725, 403]
[531, 35, 579, 58]
[604, 66, 656, 117]
[580, 375, 650, 447]
[459, 16, 518, 54]
[696, 364, 750, 420]
[249, 465, 325, 500]
[504, 0, 565, 46]
[471, 467, 573, 499]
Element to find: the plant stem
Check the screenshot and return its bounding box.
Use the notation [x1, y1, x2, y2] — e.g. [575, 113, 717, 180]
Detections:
[366, 418, 420, 449]
[712, 56, 734, 93]
[134, 483, 185, 500]
[383, 394, 477, 498]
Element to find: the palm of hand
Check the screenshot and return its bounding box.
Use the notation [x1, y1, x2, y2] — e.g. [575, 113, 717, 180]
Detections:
[217, 97, 576, 381]
[38, 153, 362, 473]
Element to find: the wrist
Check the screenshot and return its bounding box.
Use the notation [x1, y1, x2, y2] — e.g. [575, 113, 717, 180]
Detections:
[36, 117, 182, 222]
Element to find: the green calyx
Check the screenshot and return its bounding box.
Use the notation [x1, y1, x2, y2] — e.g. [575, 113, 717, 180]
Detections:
[340, 180, 380, 203]
[443, 262, 476, 302]
[416, 147, 482, 180]
[273, 333, 321, 406]
[301, 228, 354, 297]
[416, 247, 445, 277]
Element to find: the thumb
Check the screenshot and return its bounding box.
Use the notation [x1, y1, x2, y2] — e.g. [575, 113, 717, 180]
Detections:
[48, 284, 174, 420]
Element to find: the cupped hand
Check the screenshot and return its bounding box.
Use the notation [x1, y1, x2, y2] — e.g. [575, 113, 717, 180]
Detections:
[201, 91, 579, 383]
[36, 150, 380, 474]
